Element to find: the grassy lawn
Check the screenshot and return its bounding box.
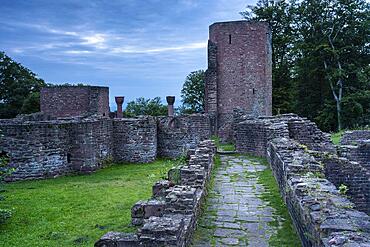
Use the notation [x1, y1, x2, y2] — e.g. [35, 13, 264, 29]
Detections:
[255, 162, 301, 246]
[0, 160, 173, 247]
[331, 131, 344, 145]
[211, 135, 235, 151]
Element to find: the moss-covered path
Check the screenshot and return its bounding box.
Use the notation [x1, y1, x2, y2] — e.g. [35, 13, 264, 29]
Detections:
[192, 155, 300, 247]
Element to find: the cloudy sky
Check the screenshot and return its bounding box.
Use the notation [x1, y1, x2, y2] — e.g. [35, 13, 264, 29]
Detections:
[0, 0, 255, 109]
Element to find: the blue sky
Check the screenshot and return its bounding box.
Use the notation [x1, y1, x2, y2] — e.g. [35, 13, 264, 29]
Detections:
[0, 0, 255, 109]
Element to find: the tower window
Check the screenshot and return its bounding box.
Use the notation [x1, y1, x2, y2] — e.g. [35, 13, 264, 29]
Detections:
[253, 88, 256, 95]
[229, 34, 232, 44]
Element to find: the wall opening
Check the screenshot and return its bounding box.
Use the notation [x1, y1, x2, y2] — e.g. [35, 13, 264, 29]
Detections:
[228, 34, 232, 44]
[67, 153, 71, 163]
[253, 88, 256, 95]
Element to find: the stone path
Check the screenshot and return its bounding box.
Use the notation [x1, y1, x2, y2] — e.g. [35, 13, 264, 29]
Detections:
[192, 155, 284, 247]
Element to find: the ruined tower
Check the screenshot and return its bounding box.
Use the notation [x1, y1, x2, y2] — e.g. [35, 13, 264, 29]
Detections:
[204, 21, 272, 141]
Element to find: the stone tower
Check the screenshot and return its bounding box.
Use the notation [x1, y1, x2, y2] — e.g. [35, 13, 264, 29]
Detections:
[204, 21, 272, 141]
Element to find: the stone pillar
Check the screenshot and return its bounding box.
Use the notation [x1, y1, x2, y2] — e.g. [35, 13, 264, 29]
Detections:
[115, 96, 124, 118]
[166, 96, 175, 117]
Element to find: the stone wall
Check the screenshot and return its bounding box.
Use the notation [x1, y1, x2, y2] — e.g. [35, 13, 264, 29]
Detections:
[204, 21, 272, 142]
[157, 114, 212, 158]
[267, 138, 370, 247]
[0, 118, 113, 181]
[40, 86, 109, 118]
[338, 142, 370, 171]
[235, 114, 335, 156]
[341, 130, 370, 145]
[235, 117, 289, 157]
[0, 113, 213, 181]
[112, 117, 157, 163]
[314, 152, 370, 214]
[68, 119, 113, 173]
[95, 140, 217, 247]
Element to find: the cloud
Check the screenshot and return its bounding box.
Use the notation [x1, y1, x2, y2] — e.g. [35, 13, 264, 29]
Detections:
[110, 42, 207, 54]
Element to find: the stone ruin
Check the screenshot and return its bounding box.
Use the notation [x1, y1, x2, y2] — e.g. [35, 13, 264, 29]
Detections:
[95, 140, 216, 247]
[205, 21, 272, 142]
[0, 20, 369, 246]
[234, 113, 370, 246]
[0, 87, 212, 181]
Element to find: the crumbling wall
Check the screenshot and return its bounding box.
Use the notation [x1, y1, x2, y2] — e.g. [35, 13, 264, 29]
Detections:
[113, 117, 157, 163]
[267, 138, 370, 247]
[287, 116, 335, 152]
[0, 118, 113, 181]
[40, 86, 109, 118]
[338, 142, 370, 171]
[235, 114, 336, 156]
[341, 130, 370, 145]
[0, 120, 71, 181]
[68, 119, 113, 173]
[157, 114, 211, 158]
[235, 117, 289, 157]
[313, 152, 370, 214]
[95, 140, 217, 247]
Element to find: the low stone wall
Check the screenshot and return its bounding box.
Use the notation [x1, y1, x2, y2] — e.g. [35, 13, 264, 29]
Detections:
[0, 120, 72, 181]
[0, 118, 113, 181]
[235, 117, 288, 157]
[341, 130, 370, 145]
[267, 138, 370, 247]
[0, 116, 159, 181]
[314, 152, 370, 214]
[235, 114, 335, 157]
[112, 117, 157, 163]
[157, 114, 211, 158]
[286, 115, 335, 152]
[338, 142, 370, 171]
[95, 140, 216, 247]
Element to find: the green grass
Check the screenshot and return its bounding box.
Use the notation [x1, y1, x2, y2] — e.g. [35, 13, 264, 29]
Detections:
[331, 127, 370, 145]
[254, 161, 301, 247]
[191, 154, 221, 245]
[0, 159, 173, 247]
[211, 135, 235, 151]
[331, 131, 344, 145]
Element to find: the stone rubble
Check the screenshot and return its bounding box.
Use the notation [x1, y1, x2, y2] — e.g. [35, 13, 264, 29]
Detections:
[95, 140, 217, 247]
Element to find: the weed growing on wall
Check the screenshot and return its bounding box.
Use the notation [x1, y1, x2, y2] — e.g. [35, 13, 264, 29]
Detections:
[0, 130, 13, 224]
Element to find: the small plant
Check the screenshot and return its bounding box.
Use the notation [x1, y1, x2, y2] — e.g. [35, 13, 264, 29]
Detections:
[339, 184, 349, 195]
[0, 208, 12, 224]
[0, 130, 14, 224]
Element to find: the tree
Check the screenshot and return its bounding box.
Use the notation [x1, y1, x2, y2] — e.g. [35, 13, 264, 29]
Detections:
[242, 0, 370, 131]
[0, 52, 45, 119]
[124, 97, 167, 117]
[295, 0, 370, 130]
[180, 70, 205, 114]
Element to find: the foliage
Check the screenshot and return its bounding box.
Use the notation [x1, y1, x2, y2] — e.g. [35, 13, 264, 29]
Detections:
[242, 0, 370, 131]
[124, 97, 167, 117]
[253, 157, 301, 246]
[0, 159, 173, 246]
[339, 184, 349, 195]
[0, 130, 12, 224]
[211, 135, 235, 151]
[241, 0, 296, 115]
[331, 131, 344, 145]
[180, 70, 205, 114]
[0, 51, 45, 119]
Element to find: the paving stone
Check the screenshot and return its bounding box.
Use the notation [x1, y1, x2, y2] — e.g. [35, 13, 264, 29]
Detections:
[220, 237, 239, 245]
[192, 155, 283, 246]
